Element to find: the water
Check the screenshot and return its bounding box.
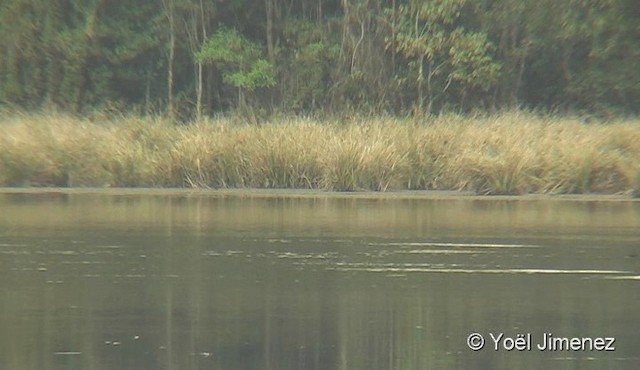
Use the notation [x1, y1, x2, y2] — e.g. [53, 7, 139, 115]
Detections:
[0, 190, 638, 370]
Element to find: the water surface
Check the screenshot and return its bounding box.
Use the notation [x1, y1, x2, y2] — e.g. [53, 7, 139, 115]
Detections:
[1, 191, 639, 369]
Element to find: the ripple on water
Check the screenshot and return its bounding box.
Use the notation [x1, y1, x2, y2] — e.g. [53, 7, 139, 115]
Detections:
[328, 265, 632, 276]
[603, 275, 640, 280]
[0, 250, 31, 255]
[367, 242, 540, 248]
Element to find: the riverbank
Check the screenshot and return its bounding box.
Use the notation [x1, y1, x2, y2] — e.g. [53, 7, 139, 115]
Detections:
[0, 187, 638, 202]
[1, 111, 639, 195]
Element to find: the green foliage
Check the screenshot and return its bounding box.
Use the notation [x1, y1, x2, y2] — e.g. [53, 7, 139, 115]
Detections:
[0, 0, 638, 116]
[565, 0, 640, 114]
[196, 28, 275, 91]
[0, 0, 166, 112]
[279, 20, 340, 111]
[388, 0, 500, 113]
[448, 30, 501, 90]
[225, 59, 275, 90]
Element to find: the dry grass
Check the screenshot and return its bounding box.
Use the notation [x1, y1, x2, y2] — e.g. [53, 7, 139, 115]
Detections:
[0, 110, 638, 195]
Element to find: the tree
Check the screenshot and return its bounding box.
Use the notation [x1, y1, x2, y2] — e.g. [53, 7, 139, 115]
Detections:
[195, 28, 276, 112]
[183, 0, 216, 120]
[336, 0, 392, 112]
[386, 0, 500, 114]
[476, 0, 532, 108]
[0, 0, 167, 113]
[562, 0, 640, 114]
[1, 0, 638, 116]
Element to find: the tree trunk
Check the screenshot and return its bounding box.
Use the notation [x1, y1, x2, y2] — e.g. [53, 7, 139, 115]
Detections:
[145, 68, 152, 114]
[340, 0, 350, 66]
[426, 59, 434, 115]
[265, 0, 275, 64]
[163, 0, 176, 120]
[196, 62, 203, 120]
[391, 0, 396, 75]
[196, 0, 209, 120]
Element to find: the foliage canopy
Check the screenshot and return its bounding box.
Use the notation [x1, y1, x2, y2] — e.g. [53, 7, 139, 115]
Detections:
[0, 0, 638, 117]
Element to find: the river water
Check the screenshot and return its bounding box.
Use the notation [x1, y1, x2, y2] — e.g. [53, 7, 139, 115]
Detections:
[1, 191, 638, 370]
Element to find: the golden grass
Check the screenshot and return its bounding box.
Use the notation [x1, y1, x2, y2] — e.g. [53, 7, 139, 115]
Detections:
[0, 111, 638, 195]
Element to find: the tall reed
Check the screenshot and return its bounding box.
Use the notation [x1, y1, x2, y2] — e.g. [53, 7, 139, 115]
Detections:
[1, 111, 638, 195]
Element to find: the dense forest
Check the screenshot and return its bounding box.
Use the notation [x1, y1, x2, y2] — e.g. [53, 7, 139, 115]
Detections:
[1, 0, 639, 119]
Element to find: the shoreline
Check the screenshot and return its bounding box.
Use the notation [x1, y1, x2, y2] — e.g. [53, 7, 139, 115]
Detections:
[0, 187, 637, 202]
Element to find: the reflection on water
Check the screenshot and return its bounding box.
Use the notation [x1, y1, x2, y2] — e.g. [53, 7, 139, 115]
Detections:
[0, 192, 639, 370]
